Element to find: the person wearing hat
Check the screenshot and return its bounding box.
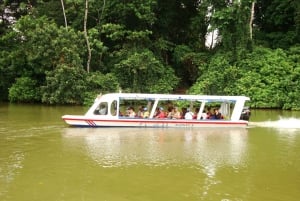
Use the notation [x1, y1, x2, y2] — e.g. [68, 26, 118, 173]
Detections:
[143, 107, 149, 118]
[154, 107, 166, 118]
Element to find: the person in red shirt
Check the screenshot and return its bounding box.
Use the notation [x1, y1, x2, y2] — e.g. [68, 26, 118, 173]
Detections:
[154, 107, 166, 118]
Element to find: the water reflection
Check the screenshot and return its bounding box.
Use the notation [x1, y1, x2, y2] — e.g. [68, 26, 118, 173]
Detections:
[62, 128, 248, 199]
[62, 128, 248, 169]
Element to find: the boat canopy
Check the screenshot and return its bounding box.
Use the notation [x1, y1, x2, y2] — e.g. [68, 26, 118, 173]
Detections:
[104, 93, 249, 102]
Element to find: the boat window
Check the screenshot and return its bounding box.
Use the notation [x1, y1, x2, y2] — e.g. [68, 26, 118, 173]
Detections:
[118, 99, 153, 118]
[110, 100, 117, 116]
[220, 102, 231, 118]
[94, 102, 108, 115]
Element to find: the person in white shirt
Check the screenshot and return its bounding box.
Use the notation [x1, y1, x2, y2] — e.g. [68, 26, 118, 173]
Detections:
[184, 108, 194, 120]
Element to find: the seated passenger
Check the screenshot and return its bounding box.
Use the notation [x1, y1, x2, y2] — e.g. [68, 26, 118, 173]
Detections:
[127, 106, 136, 118]
[154, 107, 166, 118]
[167, 107, 175, 119]
[99, 104, 107, 115]
[167, 107, 181, 119]
[181, 107, 187, 119]
[184, 108, 194, 120]
[143, 107, 149, 118]
[200, 112, 207, 120]
[173, 107, 182, 119]
[211, 108, 222, 119]
[206, 107, 212, 119]
[193, 108, 200, 119]
[137, 106, 144, 118]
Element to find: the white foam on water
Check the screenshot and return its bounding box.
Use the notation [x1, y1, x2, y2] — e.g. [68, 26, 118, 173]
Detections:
[249, 117, 300, 129]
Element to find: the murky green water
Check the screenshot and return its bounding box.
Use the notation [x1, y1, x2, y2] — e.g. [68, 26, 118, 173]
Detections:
[1, 104, 300, 201]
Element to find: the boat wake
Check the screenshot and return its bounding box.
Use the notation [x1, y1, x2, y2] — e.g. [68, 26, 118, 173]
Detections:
[249, 117, 300, 129]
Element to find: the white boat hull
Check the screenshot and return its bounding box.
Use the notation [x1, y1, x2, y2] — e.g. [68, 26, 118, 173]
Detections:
[62, 115, 248, 128]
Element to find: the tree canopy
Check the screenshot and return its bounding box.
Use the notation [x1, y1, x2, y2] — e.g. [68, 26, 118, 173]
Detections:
[0, 0, 299, 109]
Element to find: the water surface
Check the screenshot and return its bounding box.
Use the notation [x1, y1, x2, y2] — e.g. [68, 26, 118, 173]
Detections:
[0, 104, 300, 201]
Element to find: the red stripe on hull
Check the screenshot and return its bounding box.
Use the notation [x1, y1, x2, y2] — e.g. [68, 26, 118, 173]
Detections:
[63, 117, 248, 127]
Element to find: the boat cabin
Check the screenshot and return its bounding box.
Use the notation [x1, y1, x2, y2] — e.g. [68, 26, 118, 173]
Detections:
[85, 93, 250, 121]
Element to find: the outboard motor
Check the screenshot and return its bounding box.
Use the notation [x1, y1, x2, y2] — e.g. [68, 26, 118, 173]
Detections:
[240, 107, 251, 121]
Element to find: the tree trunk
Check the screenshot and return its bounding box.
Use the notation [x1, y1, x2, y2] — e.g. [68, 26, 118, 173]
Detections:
[60, 0, 68, 29]
[249, 1, 255, 40]
[84, 0, 91, 73]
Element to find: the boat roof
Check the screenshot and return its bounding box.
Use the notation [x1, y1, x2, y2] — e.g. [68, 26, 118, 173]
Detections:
[101, 93, 250, 102]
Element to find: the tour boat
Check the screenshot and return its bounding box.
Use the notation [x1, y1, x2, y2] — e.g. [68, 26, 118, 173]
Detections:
[62, 93, 251, 128]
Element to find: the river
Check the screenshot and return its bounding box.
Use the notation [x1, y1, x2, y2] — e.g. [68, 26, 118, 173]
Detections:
[0, 103, 300, 201]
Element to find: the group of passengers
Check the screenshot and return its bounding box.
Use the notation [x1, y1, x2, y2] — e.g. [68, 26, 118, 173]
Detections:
[125, 106, 149, 118]
[204, 108, 223, 119]
[124, 105, 223, 120]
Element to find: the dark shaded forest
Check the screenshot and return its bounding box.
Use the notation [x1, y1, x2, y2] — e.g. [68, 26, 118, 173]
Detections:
[0, 0, 299, 109]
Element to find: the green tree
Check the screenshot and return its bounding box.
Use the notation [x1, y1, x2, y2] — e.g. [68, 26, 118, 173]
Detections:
[2, 0, 300, 108]
[189, 52, 239, 95]
[84, 72, 120, 105]
[1, 15, 84, 102]
[254, 0, 300, 48]
[113, 50, 179, 93]
[41, 64, 87, 104]
[232, 47, 293, 108]
[173, 45, 209, 87]
[211, 0, 254, 58]
[8, 77, 40, 103]
[283, 45, 300, 110]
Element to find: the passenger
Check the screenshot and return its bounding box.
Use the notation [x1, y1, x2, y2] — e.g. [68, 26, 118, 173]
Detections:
[173, 107, 182, 119]
[154, 107, 166, 118]
[99, 104, 107, 115]
[199, 107, 210, 119]
[206, 107, 212, 119]
[211, 108, 222, 119]
[143, 107, 150, 118]
[137, 106, 144, 118]
[127, 106, 136, 118]
[167, 107, 174, 119]
[184, 108, 194, 119]
[181, 107, 187, 119]
[200, 112, 207, 120]
[166, 106, 181, 119]
[193, 108, 200, 119]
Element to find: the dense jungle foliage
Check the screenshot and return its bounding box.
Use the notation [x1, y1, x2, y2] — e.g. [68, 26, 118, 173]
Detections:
[0, 0, 299, 109]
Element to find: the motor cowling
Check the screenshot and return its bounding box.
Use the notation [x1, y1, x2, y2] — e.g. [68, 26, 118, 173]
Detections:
[240, 107, 251, 121]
